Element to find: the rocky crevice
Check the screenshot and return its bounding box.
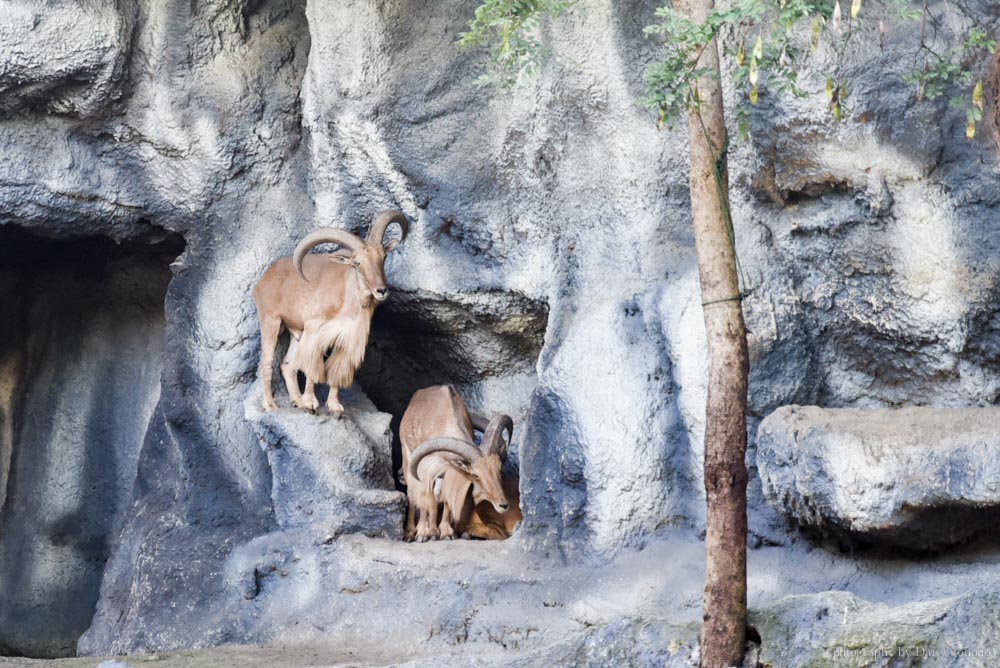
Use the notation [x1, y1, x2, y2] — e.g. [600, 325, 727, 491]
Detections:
[0, 226, 183, 658]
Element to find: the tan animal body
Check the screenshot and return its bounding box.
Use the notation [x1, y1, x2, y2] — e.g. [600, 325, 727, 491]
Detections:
[252, 210, 407, 415]
[399, 385, 518, 542]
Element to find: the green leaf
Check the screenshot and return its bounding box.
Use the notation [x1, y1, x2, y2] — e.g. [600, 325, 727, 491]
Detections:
[738, 119, 750, 142]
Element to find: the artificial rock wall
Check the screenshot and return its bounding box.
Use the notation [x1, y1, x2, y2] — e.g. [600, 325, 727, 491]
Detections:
[1, 0, 1000, 664]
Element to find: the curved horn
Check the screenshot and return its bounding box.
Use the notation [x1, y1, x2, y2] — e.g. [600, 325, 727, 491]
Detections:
[292, 228, 366, 281]
[408, 436, 482, 482]
[469, 413, 490, 433]
[482, 414, 513, 459]
[366, 209, 409, 247]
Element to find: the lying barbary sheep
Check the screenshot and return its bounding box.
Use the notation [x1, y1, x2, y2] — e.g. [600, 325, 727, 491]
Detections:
[252, 210, 407, 415]
[400, 385, 519, 542]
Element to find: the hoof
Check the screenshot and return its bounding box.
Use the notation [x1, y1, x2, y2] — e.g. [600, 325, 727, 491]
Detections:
[327, 404, 345, 419]
[262, 399, 278, 411]
[296, 394, 320, 413]
[416, 535, 428, 543]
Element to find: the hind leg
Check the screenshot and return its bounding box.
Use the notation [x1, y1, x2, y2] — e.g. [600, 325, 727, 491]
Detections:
[294, 326, 321, 413]
[404, 490, 418, 542]
[258, 316, 282, 411]
[281, 335, 304, 407]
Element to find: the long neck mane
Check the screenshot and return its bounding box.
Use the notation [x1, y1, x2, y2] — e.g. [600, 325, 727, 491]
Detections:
[321, 272, 375, 388]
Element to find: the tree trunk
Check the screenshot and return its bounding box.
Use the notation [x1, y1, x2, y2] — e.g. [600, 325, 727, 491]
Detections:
[673, 1, 750, 666]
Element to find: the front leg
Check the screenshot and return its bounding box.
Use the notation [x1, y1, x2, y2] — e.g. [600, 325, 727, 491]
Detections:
[325, 385, 345, 418]
[415, 487, 439, 543]
[438, 504, 456, 541]
[292, 325, 322, 413]
[297, 377, 320, 413]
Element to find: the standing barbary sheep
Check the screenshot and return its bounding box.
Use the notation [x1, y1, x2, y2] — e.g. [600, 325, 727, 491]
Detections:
[252, 210, 408, 415]
[400, 385, 518, 542]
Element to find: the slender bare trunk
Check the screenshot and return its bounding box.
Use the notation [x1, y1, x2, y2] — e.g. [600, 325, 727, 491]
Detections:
[673, 1, 750, 666]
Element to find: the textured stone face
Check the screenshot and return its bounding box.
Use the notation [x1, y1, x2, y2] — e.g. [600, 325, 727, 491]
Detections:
[0, 0, 998, 662]
[0, 1, 135, 118]
[752, 589, 1000, 668]
[757, 405, 1000, 548]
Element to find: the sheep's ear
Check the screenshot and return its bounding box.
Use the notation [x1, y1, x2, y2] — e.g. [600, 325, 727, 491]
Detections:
[331, 253, 353, 264]
[451, 460, 476, 478]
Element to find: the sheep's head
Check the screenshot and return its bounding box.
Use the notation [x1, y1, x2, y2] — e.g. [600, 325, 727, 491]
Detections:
[409, 413, 514, 515]
[331, 243, 391, 302]
[292, 209, 408, 303]
[452, 454, 508, 513]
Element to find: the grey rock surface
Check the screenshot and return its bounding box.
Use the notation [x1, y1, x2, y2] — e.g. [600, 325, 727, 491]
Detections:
[758, 405, 1000, 548]
[0, 0, 998, 664]
[0, 1, 135, 118]
[246, 389, 404, 538]
[753, 589, 1000, 668]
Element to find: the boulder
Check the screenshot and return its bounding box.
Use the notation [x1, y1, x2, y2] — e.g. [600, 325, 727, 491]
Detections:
[757, 405, 1000, 549]
[245, 389, 404, 539]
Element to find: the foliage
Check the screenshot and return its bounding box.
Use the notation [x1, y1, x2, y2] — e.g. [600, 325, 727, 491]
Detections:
[462, 0, 997, 139]
[458, 0, 579, 87]
[905, 26, 996, 138]
[642, 0, 823, 138]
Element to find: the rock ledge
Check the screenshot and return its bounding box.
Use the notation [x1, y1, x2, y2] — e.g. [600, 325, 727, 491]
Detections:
[757, 405, 1000, 549]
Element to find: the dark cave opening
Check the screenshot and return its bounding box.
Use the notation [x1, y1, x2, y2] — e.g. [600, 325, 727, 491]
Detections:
[355, 289, 549, 498]
[0, 225, 184, 658]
